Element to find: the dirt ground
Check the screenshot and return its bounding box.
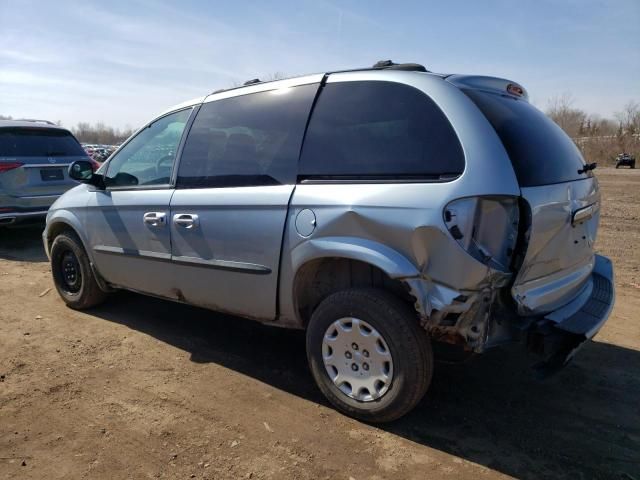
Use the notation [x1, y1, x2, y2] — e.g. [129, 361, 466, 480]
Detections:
[1, 168, 639, 480]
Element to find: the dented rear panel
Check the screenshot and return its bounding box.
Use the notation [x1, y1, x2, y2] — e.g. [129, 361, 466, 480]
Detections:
[462, 86, 601, 315]
[513, 179, 600, 314]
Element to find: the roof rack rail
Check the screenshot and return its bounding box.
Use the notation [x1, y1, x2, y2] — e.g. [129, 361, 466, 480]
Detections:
[372, 60, 429, 72]
[15, 118, 57, 125]
[243, 78, 261, 86]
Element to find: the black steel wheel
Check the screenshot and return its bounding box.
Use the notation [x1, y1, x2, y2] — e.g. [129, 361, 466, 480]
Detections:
[50, 231, 108, 309]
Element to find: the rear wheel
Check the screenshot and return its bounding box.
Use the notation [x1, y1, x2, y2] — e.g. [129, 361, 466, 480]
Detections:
[306, 288, 433, 423]
[50, 232, 107, 309]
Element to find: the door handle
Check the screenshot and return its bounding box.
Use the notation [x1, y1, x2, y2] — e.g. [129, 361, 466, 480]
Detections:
[173, 213, 199, 229]
[572, 202, 598, 226]
[143, 212, 167, 227]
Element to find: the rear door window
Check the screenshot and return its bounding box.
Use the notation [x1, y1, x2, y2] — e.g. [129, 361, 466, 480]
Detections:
[463, 89, 589, 187]
[298, 80, 464, 180]
[177, 83, 319, 188]
[0, 128, 86, 157]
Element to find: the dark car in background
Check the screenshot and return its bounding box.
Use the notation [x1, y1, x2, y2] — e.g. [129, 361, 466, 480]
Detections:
[0, 120, 93, 226]
[615, 153, 636, 169]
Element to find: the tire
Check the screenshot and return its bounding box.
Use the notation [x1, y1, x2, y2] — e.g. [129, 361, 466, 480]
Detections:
[306, 288, 433, 423]
[50, 231, 108, 309]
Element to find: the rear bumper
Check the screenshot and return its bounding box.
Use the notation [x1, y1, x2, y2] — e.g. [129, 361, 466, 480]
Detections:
[528, 254, 615, 375]
[0, 209, 49, 225]
[0, 193, 58, 225]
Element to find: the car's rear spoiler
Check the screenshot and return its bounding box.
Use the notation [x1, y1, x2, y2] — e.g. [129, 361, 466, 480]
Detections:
[446, 75, 529, 102]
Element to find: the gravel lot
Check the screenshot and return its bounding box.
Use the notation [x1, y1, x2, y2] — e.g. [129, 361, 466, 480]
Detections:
[1, 168, 639, 480]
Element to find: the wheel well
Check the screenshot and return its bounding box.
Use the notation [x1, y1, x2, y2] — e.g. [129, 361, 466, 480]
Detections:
[46, 222, 78, 250]
[293, 257, 415, 327]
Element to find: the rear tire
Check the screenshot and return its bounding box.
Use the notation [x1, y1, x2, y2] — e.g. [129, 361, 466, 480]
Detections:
[50, 232, 108, 309]
[306, 288, 433, 423]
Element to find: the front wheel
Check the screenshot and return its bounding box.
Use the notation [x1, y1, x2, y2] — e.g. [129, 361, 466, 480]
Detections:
[50, 232, 108, 309]
[306, 288, 433, 423]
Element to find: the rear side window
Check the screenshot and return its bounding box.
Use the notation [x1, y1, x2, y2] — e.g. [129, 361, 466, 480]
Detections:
[299, 81, 464, 180]
[0, 128, 86, 157]
[177, 83, 319, 188]
[463, 90, 588, 187]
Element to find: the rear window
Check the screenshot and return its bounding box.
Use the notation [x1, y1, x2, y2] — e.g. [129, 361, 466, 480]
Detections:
[299, 81, 464, 180]
[0, 128, 86, 157]
[463, 90, 589, 187]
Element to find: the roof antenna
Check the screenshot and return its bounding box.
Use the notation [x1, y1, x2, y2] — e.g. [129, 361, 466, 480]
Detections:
[373, 60, 396, 69]
[372, 60, 429, 72]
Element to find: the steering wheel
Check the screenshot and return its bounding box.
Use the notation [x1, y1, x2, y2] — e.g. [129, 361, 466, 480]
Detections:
[155, 154, 174, 179]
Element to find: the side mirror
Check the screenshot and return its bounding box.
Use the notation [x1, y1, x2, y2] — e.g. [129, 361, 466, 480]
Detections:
[68, 160, 104, 188]
[69, 160, 94, 181]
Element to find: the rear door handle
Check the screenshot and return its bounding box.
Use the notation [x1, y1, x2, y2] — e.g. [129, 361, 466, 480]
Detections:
[143, 212, 167, 227]
[173, 213, 199, 229]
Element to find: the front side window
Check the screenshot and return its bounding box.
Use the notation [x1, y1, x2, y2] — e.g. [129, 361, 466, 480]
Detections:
[105, 109, 192, 187]
[299, 81, 465, 180]
[177, 83, 318, 188]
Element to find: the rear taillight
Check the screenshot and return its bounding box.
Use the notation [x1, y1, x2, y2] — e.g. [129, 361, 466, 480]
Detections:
[0, 162, 24, 173]
[444, 196, 519, 272]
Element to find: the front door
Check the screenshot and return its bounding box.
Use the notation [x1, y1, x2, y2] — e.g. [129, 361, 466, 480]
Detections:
[84, 108, 193, 297]
[169, 83, 319, 319]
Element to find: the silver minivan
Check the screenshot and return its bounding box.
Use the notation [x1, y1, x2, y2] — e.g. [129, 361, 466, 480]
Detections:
[43, 62, 615, 422]
[0, 120, 90, 226]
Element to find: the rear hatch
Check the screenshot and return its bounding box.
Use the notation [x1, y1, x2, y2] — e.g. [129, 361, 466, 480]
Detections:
[459, 83, 599, 315]
[0, 127, 88, 201]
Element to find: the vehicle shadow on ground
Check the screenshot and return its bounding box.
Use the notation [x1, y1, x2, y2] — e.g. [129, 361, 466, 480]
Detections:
[0, 224, 48, 262]
[4, 228, 638, 478]
[89, 290, 639, 480]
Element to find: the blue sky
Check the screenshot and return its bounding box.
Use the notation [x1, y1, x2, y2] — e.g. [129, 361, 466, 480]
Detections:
[1, 0, 638, 130]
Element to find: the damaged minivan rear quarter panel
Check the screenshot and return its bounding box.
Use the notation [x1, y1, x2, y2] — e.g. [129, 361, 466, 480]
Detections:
[278, 70, 521, 337]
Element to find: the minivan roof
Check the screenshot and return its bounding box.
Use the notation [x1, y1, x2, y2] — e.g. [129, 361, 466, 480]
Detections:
[158, 62, 527, 118]
[160, 65, 444, 116]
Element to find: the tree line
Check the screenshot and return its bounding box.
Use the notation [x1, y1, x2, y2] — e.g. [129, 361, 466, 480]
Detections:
[0, 115, 134, 145]
[71, 122, 135, 145]
[3, 96, 639, 163]
[545, 96, 639, 165]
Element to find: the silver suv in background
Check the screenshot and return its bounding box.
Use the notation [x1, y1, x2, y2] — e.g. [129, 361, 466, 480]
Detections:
[43, 61, 615, 422]
[0, 120, 91, 226]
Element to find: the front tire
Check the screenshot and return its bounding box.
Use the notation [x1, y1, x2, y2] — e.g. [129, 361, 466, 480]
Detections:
[306, 288, 433, 423]
[50, 232, 107, 309]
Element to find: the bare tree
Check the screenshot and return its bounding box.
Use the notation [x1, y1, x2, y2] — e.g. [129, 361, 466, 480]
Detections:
[546, 93, 587, 138]
[71, 122, 134, 145]
[615, 100, 640, 136]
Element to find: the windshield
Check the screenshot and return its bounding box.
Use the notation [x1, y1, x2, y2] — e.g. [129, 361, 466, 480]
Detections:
[0, 128, 86, 157]
[463, 90, 589, 187]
